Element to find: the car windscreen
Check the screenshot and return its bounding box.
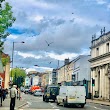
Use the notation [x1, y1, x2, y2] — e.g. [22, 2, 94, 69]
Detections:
[49, 87, 59, 95]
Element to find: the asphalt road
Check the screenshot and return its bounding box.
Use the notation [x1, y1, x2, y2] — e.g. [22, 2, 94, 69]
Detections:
[19, 93, 110, 110]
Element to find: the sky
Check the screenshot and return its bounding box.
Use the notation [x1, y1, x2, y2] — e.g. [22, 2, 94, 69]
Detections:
[3, 0, 110, 72]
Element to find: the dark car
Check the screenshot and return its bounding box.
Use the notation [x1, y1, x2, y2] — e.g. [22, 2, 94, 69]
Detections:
[43, 85, 59, 102]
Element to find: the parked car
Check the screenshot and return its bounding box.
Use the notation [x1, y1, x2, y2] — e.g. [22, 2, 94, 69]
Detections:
[56, 86, 86, 108]
[24, 88, 29, 94]
[34, 89, 43, 96]
[20, 87, 25, 92]
[43, 85, 59, 102]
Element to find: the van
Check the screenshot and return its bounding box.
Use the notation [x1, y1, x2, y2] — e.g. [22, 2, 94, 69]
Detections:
[56, 86, 86, 108]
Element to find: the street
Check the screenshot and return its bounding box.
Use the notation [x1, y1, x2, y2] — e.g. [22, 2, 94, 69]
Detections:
[18, 93, 110, 110]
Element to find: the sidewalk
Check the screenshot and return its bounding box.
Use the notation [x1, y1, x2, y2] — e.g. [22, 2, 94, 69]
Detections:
[0, 96, 27, 110]
[87, 99, 110, 106]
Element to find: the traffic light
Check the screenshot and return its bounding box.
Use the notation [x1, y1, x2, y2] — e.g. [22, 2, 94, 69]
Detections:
[83, 79, 86, 86]
[92, 78, 95, 86]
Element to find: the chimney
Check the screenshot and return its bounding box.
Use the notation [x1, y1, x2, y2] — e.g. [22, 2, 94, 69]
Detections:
[64, 58, 69, 65]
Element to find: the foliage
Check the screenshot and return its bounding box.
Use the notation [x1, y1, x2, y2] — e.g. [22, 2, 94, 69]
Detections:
[0, 0, 16, 51]
[10, 68, 26, 87]
[1, 55, 10, 66]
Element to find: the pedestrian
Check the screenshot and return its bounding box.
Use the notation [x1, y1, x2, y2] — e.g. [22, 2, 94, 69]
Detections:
[18, 88, 21, 100]
[5, 88, 8, 98]
[0, 85, 3, 106]
[2, 88, 6, 101]
[10, 85, 17, 110]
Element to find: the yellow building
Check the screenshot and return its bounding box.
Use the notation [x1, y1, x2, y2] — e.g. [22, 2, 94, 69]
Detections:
[4, 62, 10, 88]
[57, 59, 73, 85]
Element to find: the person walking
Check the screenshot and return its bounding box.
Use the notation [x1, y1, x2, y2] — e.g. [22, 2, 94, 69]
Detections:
[17, 88, 21, 100]
[0, 85, 3, 106]
[10, 85, 17, 110]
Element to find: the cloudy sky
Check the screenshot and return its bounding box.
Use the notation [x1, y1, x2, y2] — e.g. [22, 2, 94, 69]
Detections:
[3, 0, 110, 72]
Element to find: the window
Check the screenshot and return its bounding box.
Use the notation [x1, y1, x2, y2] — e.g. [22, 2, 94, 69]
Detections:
[96, 48, 99, 56]
[0, 78, 2, 85]
[106, 43, 109, 53]
[72, 74, 76, 82]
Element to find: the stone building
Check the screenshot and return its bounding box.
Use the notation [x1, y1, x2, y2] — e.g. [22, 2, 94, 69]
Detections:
[89, 31, 110, 100]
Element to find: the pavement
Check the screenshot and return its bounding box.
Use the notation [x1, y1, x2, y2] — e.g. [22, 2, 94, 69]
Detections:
[0, 95, 27, 110]
[87, 99, 110, 106]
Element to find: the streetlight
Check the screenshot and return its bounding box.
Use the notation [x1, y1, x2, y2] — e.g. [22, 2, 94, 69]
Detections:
[11, 41, 25, 81]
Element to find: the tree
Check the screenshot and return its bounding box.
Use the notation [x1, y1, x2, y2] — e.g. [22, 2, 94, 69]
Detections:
[0, 0, 16, 51]
[10, 68, 26, 87]
[1, 53, 10, 66]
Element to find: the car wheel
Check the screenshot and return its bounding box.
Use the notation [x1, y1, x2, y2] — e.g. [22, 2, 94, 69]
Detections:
[63, 102, 67, 107]
[45, 98, 49, 102]
[80, 104, 85, 108]
[57, 101, 60, 105]
[43, 96, 45, 101]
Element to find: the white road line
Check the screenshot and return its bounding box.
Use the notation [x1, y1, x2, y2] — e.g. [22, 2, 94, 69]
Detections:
[49, 103, 59, 109]
[27, 101, 32, 105]
[19, 109, 60, 110]
[86, 104, 108, 110]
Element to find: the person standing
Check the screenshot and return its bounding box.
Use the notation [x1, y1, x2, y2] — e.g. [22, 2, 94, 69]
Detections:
[10, 85, 17, 110]
[0, 85, 3, 106]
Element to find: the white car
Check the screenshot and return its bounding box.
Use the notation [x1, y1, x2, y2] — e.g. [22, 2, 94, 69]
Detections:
[34, 89, 43, 96]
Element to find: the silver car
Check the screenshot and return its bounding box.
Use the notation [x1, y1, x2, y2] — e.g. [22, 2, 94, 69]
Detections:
[34, 89, 43, 96]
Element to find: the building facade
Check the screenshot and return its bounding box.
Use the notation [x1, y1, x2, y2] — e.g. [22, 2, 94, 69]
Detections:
[72, 55, 91, 97]
[89, 31, 110, 100]
[52, 69, 57, 85]
[25, 76, 30, 87]
[0, 57, 5, 88]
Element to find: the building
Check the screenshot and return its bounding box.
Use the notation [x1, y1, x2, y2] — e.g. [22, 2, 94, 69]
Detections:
[72, 55, 91, 97]
[57, 56, 91, 97]
[0, 53, 10, 88]
[57, 58, 72, 85]
[89, 31, 110, 100]
[33, 76, 39, 86]
[0, 58, 4, 87]
[52, 69, 57, 85]
[25, 76, 30, 87]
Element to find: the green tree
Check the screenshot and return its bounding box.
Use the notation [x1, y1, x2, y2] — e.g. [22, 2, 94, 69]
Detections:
[0, 0, 16, 51]
[11, 68, 26, 87]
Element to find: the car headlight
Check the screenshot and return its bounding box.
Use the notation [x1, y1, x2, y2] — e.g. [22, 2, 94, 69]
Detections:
[47, 94, 50, 96]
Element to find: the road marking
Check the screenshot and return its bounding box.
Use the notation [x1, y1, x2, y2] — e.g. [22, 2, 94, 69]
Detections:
[19, 109, 60, 110]
[27, 101, 32, 105]
[49, 103, 59, 109]
[86, 104, 108, 110]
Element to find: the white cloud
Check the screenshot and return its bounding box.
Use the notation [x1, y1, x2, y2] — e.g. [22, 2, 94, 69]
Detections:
[7, 35, 18, 40]
[107, 4, 110, 9]
[96, 0, 106, 4]
[17, 51, 42, 59]
[34, 66, 53, 72]
[29, 15, 44, 22]
[46, 52, 78, 61]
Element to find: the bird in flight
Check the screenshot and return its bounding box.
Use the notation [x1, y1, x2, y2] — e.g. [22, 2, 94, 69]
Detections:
[49, 61, 52, 64]
[45, 40, 53, 46]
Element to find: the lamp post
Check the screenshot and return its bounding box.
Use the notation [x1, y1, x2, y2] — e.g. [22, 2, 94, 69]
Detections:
[11, 41, 25, 81]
